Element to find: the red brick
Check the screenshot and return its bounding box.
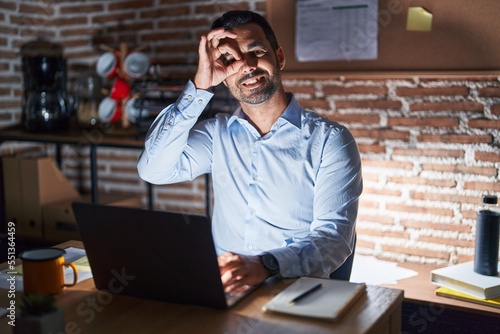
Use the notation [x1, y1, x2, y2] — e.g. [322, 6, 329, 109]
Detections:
[461, 209, 478, 220]
[141, 6, 191, 19]
[388, 116, 459, 128]
[389, 176, 456, 188]
[418, 236, 474, 248]
[92, 13, 136, 24]
[195, 3, 250, 14]
[360, 172, 380, 182]
[107, 22, 154, 33]
[351, 128, 410, 141]
[299, 99, 330, 110]
[19, 3, 55, 15]
[410, 101, 484, 112]
[0, 1, 16, 10]
[363, 187, 402, 197]
[358, 143, 385, 154]
[381, 245, 450, 261]
[362, 160, 413, 170]
[335, 100, 402, 110]
[417, 134, 492, 144]
[327, 113, 380, 125]
[411, 191, 479, 204]
[323, 85, 387, 96]
[491, 104, 500, 115]
[421, 163, 497, 177]
[142, 31, 192, 42]
[392, 148, 464, 158]
[478, 87, 500, 97]
[464, 181, 500, 192]
[357, 213, 395, 225]
[355, 239, 375, 250]
[456, 254, 474, 263]
[0, 24, 16, 35]
[158, 18, 208, 29]
[469, 118, 500, 129]
[284, 85, 316, 95]
[0, 100, 21, 109]
[396, 86, 469, 97]
[60, 27, 102, 38]
[475, 151, 500, 163]
[109, 0, 154, 11]
[358, 199, 380, 210]
[401, 220, 471, 233]
[386, 202, 454, 217]
[60, 4, 104, 14]
[356, 228, 409, 239]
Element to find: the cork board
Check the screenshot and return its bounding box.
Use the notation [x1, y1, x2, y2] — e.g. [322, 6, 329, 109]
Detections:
[267, 0, 500, 72]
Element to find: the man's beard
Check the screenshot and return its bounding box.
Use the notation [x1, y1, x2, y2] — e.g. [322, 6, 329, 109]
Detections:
[228, 68, 281, 105]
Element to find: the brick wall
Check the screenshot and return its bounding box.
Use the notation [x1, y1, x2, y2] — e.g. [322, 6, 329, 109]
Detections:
[1, 0, 499, 266]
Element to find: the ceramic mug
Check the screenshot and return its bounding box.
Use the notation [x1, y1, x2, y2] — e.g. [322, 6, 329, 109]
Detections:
[109, 77, 130, 100]
[98, 96, 122, 123]
[20, 248, 78, 295]
[96, 51, 119, 78]
[125, 97, 149, 123]
[123, 51, 149, 78]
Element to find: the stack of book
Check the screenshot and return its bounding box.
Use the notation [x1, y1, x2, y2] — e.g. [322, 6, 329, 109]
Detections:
[431, 261, 500, 309]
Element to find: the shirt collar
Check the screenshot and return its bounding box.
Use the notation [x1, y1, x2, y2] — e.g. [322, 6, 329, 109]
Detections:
[227, 93, 302, 129]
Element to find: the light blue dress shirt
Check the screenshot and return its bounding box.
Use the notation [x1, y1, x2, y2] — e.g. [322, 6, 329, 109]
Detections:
[137, 80, 363, 278]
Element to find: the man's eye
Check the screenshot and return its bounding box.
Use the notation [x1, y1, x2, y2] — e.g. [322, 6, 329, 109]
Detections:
[253, 50, 266, 57]
[221, 54, 236, 66]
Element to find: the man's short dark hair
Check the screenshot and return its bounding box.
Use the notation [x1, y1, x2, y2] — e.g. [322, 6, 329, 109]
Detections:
[211, 10, 279, 51]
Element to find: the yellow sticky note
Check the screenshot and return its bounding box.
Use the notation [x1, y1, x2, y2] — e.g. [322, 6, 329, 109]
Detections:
[406, 7, 433, 32]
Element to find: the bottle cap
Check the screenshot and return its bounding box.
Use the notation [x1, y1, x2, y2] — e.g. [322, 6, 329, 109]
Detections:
[482, 194, 498, 204]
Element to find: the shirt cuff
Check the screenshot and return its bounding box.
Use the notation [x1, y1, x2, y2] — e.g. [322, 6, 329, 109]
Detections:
[266, 247, 301, 278]
[175, 80, 214, 118]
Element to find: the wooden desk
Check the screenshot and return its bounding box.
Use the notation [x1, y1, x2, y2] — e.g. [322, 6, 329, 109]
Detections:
[384, 262, 500, 316]
[382, 262, 500, 333]
[0, 241, 404, 334]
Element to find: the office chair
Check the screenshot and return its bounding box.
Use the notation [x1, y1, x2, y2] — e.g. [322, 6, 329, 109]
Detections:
[329, 235, 356, 281]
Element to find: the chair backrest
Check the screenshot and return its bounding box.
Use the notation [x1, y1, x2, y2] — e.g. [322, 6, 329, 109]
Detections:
[329, 235, 356, 281]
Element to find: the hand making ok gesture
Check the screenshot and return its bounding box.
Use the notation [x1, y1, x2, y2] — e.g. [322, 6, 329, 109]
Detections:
[193, 28, 244, 90]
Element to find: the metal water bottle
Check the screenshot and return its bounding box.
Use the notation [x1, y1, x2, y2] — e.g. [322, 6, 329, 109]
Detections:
[474, 194, 500, 276]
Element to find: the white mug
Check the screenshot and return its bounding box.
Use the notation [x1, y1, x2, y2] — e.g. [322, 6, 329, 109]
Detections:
[123, 52, 149, 78]
[125, 97, 149, 123]
[98, 97, 122, 123]
[96, 52, 118, 78]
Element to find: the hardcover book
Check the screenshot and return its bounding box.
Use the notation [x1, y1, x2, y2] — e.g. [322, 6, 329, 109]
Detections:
[436, 286, 500, 309]
[431, 261, 500, 299]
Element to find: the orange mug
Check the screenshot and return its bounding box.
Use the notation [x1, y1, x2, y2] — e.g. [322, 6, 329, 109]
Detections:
[20, 248, 78, 295]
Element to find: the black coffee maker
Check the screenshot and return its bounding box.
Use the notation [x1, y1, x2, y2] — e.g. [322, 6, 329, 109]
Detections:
[21, 39, 74, 131]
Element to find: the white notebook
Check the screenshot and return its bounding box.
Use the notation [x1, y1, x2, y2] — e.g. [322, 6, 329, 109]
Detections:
[262, 277, 366, 321]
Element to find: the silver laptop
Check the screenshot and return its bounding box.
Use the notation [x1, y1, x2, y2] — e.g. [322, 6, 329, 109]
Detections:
[72, 202, 254, 309]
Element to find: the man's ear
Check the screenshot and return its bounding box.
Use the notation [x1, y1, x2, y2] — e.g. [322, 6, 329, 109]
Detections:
[276, 47, 286, 71]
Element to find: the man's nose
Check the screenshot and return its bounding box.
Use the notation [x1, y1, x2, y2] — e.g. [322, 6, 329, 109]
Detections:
[240, 54, 257, 74]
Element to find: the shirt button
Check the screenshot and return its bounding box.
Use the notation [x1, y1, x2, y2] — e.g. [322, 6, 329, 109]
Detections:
[248, 244, 253, 250]
[187, 95, 193, 101]
[253, 175, 259, 181]
[197, 99, 203, 104]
